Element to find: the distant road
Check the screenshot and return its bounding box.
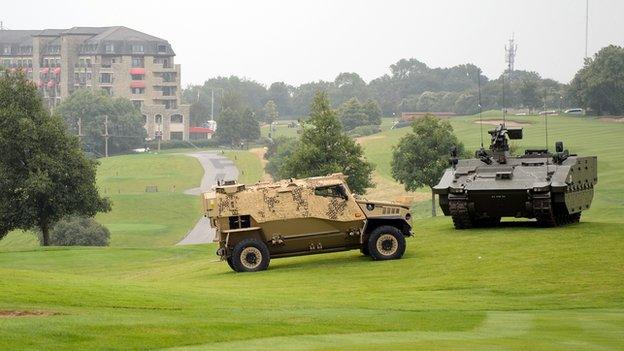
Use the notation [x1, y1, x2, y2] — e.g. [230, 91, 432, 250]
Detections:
[177, 152, 238, 245]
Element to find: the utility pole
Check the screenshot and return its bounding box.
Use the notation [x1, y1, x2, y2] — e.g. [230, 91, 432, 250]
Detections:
[585, 0, 589, 58]
[211, 89, 214, 121]
[77, 117, 83, 139]
[103, 115, 109, 157]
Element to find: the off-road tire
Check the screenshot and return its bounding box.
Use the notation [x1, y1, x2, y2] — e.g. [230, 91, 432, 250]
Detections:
[367, 226, 406, 261]
[230, 238, 270, 272]
[226, 257, 235, 270]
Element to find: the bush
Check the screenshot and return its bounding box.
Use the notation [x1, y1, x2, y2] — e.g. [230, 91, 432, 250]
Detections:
[42, 217, 110, 246]
[347, 125, 381, 137]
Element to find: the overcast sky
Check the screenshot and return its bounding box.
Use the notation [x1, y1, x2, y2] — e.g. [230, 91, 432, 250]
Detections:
[4, 0, 623, 86]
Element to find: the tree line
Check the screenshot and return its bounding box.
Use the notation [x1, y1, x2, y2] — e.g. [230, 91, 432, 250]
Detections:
[184, 60, 570, 126]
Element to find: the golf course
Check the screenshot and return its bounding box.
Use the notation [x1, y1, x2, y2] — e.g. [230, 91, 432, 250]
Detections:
[1, 114, 623, 350]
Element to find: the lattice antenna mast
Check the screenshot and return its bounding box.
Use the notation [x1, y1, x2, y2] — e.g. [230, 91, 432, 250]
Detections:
[505, 34, 517, 73]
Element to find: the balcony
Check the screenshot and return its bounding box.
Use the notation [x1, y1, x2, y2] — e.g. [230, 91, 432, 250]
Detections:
[152, 63, 178, 73]
[152, 77, 178, 86]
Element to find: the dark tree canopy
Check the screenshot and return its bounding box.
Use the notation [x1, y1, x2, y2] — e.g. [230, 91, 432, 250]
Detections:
[183, 55, 573, 120]
[0, 72, 111, 245]
[391, 115, 465, 216]
[215, 90, 261, 145]
[280, 92, 374, 194]
[391, 115, 465, 190]
[56, 89, 146, 155]
[570, 45, 624, 115]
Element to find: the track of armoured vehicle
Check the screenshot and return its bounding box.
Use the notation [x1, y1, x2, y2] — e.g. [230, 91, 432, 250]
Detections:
[434, 123, 597, 229]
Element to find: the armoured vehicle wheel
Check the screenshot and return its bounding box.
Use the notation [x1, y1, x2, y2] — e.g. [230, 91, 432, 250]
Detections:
[360, 245, 370, 256]
[230, 238, 270, 272]
[367, 226, 406, 261]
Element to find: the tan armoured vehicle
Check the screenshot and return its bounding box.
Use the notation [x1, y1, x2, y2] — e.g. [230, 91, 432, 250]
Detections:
[202, 173, 412, 272]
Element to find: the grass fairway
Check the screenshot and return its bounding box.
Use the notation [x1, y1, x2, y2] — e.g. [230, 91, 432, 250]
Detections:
[0, 115, 623, 349]
[0, 153, 204, 249]
[223, 150, 264, 184]
[95, 153, 204, 247]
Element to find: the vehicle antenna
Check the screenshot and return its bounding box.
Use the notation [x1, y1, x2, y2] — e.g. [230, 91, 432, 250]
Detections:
[543, 88, 549, 151]
[501, 73, 506, 128]
[477, 68, 483, 148]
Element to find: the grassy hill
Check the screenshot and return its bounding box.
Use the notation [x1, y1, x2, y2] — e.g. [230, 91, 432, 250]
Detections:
[0, 153, 204, 249]
[0, 115, 623, 349]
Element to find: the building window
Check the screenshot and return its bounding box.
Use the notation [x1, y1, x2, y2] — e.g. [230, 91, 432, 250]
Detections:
[132, 101, 143, 109]
[142, 114, 148, 124]
[164, 100, 177, 109]
[162, 86, 176, 96]
[105, 44, 115, 53]
[170, 114, 183, 124]
[157, 44, 167, 54]
[2, 45, 10, 55]
[100, 73, 112, 84]
[131, 87, 145, 94]
[161, 72, 176, 82]
[131, 45, 144, 54]
[131, 74, 144, 80]
[131, 57, 144, 68]
[155, 114, 163, 125]
[170, 132, 183, 140]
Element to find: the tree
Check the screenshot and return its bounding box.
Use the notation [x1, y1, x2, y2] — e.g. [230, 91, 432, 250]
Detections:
[263, 100, 279, 124]
[215, 91, 260, 145]
[570, 45, 624, 115]
[267, 82, 293, 116]
[362, 98, 383, 125]
[518, 78, 541, 112]
[56, 89, 146, 155]
[241, 108, 261, 141]
[45, 216, 110, 246]
[391, 115, 465, 216]
[0, 72, 111, 245]
[190, 101, 211, 127]
[337, 97, 369, 131]
[280, 91, 374, 194]
[265, 136, 300, 180]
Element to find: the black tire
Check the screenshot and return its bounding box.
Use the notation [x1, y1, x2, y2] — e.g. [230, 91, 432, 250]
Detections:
[230, 238, 270, 272]
[226, 256, 235, 270]
[367, 226, 406, 261]
[360, 245, 370, 256]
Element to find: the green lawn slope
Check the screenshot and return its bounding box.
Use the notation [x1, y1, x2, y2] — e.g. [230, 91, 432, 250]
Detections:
[0, 116, 623, 349]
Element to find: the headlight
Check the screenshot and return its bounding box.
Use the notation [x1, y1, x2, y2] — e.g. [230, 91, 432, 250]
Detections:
[405, 213, 412, 221]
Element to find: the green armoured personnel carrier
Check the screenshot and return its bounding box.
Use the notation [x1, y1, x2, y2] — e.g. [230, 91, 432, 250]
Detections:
[202, 173, 412, 272]
[433, 124, 597, 229]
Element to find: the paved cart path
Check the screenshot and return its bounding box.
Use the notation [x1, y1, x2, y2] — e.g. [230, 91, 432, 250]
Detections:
[177, 152, 239, 245]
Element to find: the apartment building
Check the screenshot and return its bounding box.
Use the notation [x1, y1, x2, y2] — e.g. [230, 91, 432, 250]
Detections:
[0, 26, 189, 141]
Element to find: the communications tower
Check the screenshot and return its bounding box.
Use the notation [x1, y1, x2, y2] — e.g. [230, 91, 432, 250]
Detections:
[505, 34, 517, 73]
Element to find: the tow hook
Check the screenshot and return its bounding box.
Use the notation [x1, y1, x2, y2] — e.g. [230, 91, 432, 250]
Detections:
[216, 247, 226, 258]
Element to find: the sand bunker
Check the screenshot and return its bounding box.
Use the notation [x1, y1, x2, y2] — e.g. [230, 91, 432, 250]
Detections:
[355, 135, 386, 145]
[599, 117, 624, 123]
[474, 120, 529, 127]
[0, 310, 59, 318]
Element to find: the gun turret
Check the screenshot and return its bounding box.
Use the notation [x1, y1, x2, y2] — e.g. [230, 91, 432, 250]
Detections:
[487, 124, 523, 164]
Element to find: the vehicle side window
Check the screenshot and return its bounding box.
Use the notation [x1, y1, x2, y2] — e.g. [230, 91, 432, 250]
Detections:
[314, 185, 347, 199]
[228, 215, 251, 229]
